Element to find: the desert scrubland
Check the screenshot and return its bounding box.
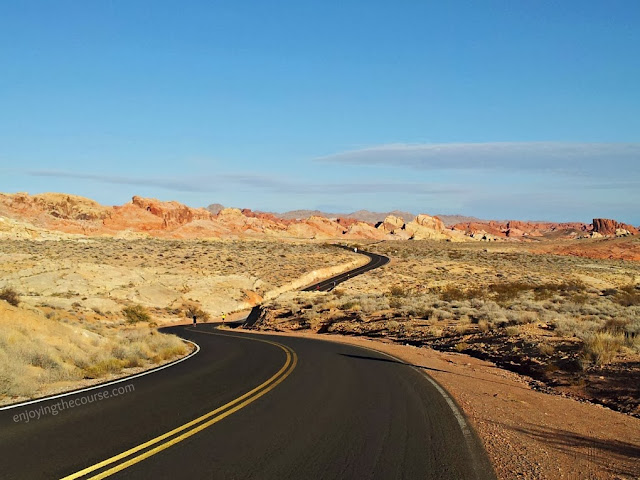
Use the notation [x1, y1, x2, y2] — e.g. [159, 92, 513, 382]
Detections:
[0, 237, 358, 404]
[259, 239, 640, 416]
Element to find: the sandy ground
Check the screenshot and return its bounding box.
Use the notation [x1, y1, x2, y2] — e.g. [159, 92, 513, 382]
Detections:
[241, 327, 640, 480]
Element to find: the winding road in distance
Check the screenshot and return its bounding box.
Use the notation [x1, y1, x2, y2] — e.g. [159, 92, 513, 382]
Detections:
[243, 246, 390, 328]
[302, 248, 390, 292]
[0, 248, 496, 480]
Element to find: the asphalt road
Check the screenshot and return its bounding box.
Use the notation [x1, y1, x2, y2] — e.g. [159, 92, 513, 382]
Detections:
[0, 327, 495, 479]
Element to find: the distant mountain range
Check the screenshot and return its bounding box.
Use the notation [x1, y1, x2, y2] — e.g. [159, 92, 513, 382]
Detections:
[205, 205, 482, 226]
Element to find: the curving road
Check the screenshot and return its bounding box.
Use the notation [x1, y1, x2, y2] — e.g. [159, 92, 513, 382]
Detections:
[242, 248, 390, 328]
[302, 248, 390, 292]
[0, 326, 495, 479]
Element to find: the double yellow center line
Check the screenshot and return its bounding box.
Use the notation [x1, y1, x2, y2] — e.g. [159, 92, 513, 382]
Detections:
[61, 331, 297, 480]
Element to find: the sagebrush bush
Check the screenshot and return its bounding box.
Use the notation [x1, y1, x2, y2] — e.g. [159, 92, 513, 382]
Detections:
[582, 332, 624, 365]
[388, 286, 407, 297]
[0, 287, 20, 306]
[184, 305, 210, 321]
[612, 285, 640, 307]
[505, 326, 520, 336]
[440, 285, 468, 302]
[122, 304, 151, 324]
[553, 316, 603, 338]
[490, 282, 532, 303]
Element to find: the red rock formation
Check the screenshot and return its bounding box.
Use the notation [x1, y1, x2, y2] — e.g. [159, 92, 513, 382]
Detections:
[131, 196, 212, 228]
[335, 217, 361, 229]
[0, 192, 109, 221]
[453, 221, 505, 237]
[592, 218, 639, 236]
[453, 220, 590, 239]
[5, 192, 636, 245]
[241, 208, 294, 225]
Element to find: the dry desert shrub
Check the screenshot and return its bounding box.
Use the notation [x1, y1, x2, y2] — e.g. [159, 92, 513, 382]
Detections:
[388, 286, 408, 297]
[184, 305, 210, 321]
[612, 284, 640, 307]
[0, 287, 20, 307]
[122, 304, 151, 324]
[552, 315, 603, 338]
[582, 332, 624, 365]
[504, 326, 520, 336]
[538, 343, 555, 356]
[339, 301, 362, 312]
[505, 310, 538, 325]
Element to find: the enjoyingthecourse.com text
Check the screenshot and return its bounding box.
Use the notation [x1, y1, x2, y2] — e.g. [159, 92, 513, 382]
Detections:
[12, 384, 135, 423]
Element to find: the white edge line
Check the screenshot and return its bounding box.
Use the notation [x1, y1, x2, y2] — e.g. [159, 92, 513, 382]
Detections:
[0, 338, 200, 411]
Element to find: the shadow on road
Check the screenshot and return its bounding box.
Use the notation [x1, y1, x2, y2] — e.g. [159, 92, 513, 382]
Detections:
[339, 353, 535, 392]
[340, 353, 448, 373]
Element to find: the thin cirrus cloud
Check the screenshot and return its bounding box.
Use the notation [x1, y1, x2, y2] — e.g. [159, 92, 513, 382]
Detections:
[315, 142, 640, 179]
[27, 170, 461, 196]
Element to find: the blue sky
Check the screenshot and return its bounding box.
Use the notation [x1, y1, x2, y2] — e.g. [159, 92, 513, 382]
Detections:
[1, 1, 638, 223]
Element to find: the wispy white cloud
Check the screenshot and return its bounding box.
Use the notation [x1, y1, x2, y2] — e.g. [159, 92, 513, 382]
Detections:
[315, 142, 640, 178]
[27, 170, 462, 196]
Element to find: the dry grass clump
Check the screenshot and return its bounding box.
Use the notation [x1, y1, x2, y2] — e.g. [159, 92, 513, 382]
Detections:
[0, 287, 20, 306]
[582, 332, 624, 365]
[0, 302, 188, 400]
[122, 304, 151, 324]
[612, 285, 640, 307]
[184, 305, 211, 321]
[388, 286, 408, 297]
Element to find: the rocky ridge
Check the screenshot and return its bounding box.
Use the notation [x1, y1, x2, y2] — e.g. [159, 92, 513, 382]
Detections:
[0, 193, 637, 245]
[0, 193, 452, 241]
[453, 218, 639, 240]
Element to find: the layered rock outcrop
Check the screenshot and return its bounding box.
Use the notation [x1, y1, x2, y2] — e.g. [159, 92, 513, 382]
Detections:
[592, 218, 639, 236]
[0, 192, 109, 221]
[375, 215, 405, 235]
[131, 196, 212, 228]
[453, 220, 590, 239]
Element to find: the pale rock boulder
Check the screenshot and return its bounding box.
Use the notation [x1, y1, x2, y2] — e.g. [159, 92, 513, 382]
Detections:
[414, 214, 445, 231]
[345, 222, 384, 239]
[469, 231, 500, 242]
[304, 216, 344, 238]
[404, 214, 450, 240]
[216, 207, 244, 218]
[376, 215, 405, 234]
